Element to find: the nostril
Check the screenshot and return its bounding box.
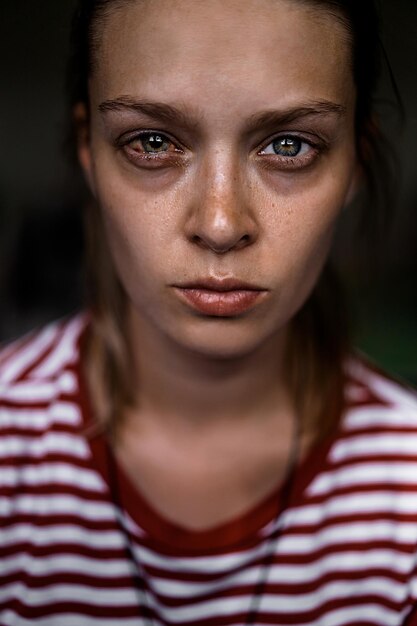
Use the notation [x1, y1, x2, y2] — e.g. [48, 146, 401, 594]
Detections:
[235, 234, 251, 250]
[190, 232, 253, 254]
[191, 235, 204, 248]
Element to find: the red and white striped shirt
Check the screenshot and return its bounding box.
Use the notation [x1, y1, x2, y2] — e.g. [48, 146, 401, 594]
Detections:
[1, 314, 417, 625]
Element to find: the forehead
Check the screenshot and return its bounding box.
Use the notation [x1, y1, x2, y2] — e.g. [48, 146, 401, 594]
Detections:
[92, 0, 354, 115]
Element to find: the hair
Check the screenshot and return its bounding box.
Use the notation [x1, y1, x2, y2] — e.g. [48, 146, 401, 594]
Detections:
[67, 0, 395, 441]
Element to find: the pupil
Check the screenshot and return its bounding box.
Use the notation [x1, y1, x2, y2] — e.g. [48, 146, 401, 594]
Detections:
[273, 137, 301, 157]
[144, 134, 166, 152]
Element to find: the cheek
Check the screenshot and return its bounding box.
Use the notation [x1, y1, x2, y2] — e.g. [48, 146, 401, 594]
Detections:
[282, 180, 345, 257]
[93, 169, 179, 296]
[262, 157, 355, 298]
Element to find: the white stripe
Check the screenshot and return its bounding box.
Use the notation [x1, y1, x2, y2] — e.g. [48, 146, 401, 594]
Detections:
[0, 330, 34, 366]
[0, 432, 89, 459]
[0, 582, 137, 607]
[275, 547, 414, 580]
[150, 548, 414, 598]
[259, 576, 407, 612]
[409, 575, 417, 601]
[0, 612, 153, 626]
[0, 371, 77, 402]
[0, 462, 104, 491]
[0, 553, 133, 578]
[122, 510, 149, 539]
[29, 315, 87, 379]
[0, 324, 60, 384]
[0, 607, 400, 626]
[131, 534, 266, 573]
[121, 576, 408, 623]
[0, 523, 124, 550]
[330, 433, 417, 462]
[344, 405, 417, 430]
[347, 359, 417, 409]
[0, 596, 406, 626]
[281, 521, 417, 554]
[281, 491, 417, 528]
[0, 401, 81, 429]
[0, 494, 115, 520]
[308, 461, 417, 496]
[269, 604, 407, 626]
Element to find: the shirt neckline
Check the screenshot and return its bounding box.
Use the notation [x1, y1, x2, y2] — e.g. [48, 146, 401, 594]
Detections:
[75, 323, 342, 554]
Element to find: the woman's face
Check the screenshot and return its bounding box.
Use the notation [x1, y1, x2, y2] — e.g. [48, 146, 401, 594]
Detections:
[80, 0, 358, 359]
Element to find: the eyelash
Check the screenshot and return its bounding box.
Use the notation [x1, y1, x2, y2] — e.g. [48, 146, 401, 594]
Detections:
[257, 135, 321, 170]
[119, 131, 184, 169]
[118, 130, 323, 171]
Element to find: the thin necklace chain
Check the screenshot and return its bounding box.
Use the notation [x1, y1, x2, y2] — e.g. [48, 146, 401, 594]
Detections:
[244, 432, 299, 625]
[105, 419, 300, 626]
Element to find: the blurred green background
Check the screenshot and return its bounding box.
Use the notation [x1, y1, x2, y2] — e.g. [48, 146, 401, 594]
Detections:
[0, 1, 416, 386]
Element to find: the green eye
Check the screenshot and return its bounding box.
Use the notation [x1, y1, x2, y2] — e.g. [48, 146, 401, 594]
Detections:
[258, 134, 319, 170]
[140, 133, 170, 153]
[272, 137, 302, 157]
[123, 130, 183, 169]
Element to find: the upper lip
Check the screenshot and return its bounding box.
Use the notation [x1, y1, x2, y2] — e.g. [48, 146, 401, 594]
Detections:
[174, 278, 266, 292]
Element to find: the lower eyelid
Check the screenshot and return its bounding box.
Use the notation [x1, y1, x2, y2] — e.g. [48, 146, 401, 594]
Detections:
[124, 147, 177, 162]
[256, 149, 320, 171]
[121, 145, 188, 170]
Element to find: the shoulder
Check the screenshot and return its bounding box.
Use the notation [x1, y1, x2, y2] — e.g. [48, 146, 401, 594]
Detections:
[0, 315, 108, 560]
[337, 355, 417, 463]
[306, 356, 417, 500]
[343, 355, 417, 434]
[0, 313, 88, 391]
[0, 313, 89, 447]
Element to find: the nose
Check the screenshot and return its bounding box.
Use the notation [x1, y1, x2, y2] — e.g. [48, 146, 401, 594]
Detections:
[184, 154, 259, 254]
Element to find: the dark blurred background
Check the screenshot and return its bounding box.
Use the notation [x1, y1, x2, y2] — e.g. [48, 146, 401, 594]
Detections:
[0, 1, 416, 385]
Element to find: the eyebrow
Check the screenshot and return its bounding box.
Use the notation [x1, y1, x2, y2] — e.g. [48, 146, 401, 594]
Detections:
[246, 101, 347, 131]
[98, 96, 346, 131]
[99, 96, 198, 130]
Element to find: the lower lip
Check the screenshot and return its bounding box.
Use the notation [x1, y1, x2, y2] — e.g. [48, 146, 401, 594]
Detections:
[175, 288, 266, 317]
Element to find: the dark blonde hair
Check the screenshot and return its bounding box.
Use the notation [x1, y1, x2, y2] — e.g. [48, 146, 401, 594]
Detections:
[68, 0, 395, 440]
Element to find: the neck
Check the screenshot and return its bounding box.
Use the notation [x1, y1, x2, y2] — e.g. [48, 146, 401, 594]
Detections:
[124, 306, 292, 431]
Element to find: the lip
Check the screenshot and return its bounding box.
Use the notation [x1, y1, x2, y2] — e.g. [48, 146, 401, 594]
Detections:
[173, 278, 268, 317]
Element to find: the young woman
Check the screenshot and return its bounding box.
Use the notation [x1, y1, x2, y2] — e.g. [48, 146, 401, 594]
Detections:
[1, 0, 417, 624]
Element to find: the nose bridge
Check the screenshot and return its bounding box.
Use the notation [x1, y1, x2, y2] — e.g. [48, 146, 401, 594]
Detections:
[205, 150, 239, 216]
[186, 146, 258, 253]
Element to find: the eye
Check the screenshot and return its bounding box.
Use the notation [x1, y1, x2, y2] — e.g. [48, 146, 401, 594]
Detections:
[260, 136, 310, 158]
[119, 130, 185, 169]
[257, 133, 322, 171]
[128, 132, 176, 154]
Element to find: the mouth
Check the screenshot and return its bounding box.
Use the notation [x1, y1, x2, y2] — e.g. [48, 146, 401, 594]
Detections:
[172, 278, 268, 317]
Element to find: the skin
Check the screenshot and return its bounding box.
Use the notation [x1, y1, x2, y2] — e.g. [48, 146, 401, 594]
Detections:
[77, 0, 358, 529]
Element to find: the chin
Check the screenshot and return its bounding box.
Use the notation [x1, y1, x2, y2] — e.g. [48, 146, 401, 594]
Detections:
[171, 319, 284, 361]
